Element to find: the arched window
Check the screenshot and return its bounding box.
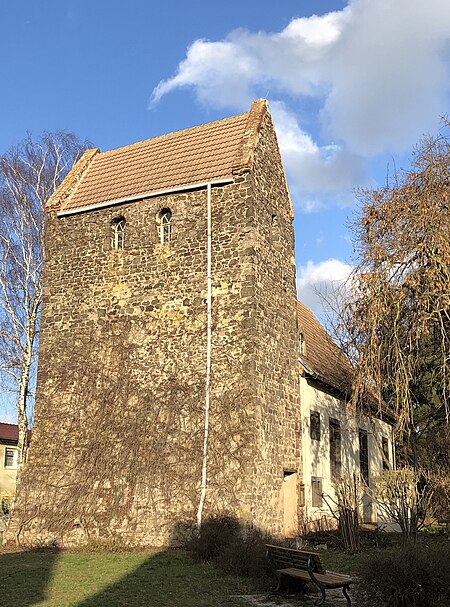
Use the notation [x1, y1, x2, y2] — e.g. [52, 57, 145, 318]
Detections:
[111, 216, 126, 250]
[157, 208, 172, 243]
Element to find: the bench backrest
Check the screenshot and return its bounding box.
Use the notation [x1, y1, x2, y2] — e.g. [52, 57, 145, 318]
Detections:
[266, 544, 325, 575]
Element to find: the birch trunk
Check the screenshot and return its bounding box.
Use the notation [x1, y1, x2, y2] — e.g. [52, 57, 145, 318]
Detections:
[15, 296, 40, 467]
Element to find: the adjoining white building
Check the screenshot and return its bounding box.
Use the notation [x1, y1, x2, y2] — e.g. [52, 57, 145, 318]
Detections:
[296, 301, 394, 529]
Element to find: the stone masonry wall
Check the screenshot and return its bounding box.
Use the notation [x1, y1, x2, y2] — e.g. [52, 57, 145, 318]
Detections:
[9, 114, 300, 546]
[249, 112, 301, 536]
[11, 176, 260, 546]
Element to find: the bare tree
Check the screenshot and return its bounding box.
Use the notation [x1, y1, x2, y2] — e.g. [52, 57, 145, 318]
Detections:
[322, 474, 361, 553]
[0, 131, 90, 467]
[343, 121, 450, 466]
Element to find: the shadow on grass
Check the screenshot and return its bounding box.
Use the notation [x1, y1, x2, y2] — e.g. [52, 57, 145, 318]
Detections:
[0, 547, 60, 607]
[74, 549, 252, 607]
[0, 517, 277, 607]
[0, 546, 254, 607]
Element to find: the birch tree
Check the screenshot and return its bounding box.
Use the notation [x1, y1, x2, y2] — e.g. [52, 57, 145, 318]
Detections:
[0, 131, 89, 467]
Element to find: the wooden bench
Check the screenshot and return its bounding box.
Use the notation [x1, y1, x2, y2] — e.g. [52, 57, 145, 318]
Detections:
[266, 544, 355, 606]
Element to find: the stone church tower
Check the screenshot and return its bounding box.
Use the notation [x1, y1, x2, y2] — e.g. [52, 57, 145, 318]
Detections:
[9, 100, 302, 546]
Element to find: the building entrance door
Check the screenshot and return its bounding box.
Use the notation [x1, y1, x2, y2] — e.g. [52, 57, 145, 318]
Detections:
[282, 471, 298, 537]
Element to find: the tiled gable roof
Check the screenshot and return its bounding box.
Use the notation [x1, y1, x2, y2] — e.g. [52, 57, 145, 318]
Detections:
[0, 422, 32, 444]
[0, 422, 19, 443]
[297, 301, 353, 396]
[49, 100, 269, 214]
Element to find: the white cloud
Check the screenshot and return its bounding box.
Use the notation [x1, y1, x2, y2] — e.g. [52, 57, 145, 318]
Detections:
[297, 258, 352, 315]
[270, 101, 368, 210]
[152, 0, 450, 158]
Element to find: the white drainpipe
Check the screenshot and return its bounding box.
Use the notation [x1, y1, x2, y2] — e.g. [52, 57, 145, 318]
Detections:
[197, 182, 213, 530]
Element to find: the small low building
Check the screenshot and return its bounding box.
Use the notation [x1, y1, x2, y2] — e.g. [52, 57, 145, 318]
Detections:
[0, 423, 20, 508]
[297, 301, 394, 530]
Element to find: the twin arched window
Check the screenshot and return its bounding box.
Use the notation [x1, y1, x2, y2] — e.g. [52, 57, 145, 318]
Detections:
[110, 208, 172, 250]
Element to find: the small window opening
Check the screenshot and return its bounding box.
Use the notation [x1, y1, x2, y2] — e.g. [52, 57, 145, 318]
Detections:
[359, 429, 369, 484]
[157, 208, 172, 243]
[382, 436, 390, 471]
[311, 476, 323, 507]
[299, 483, 306, 507]
[310, 411, 321, 441]
[329, 418, 342, 478]
[271, 213, 282, 249]
[299, 332, 305, 356]
[111, 216, 126, 250]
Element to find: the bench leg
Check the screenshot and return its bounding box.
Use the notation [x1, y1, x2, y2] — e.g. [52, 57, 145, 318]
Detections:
[273, 573, 281, 592]
[313, 585, 326, 606]
[272, 572, 284, 593]
[342, 584, 351, 606]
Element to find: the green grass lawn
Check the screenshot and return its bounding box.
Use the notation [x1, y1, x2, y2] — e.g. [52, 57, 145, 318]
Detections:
[0, 548, 257, 607]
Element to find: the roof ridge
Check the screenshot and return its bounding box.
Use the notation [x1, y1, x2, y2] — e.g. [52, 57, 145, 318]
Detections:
[99, 111, 249, 159]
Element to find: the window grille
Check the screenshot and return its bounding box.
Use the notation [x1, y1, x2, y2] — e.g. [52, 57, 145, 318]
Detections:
[311, 476, 323, 507]
[4, 448, 17, 469]
[310, 411, 321, 441]
[382, 436, 390, 471]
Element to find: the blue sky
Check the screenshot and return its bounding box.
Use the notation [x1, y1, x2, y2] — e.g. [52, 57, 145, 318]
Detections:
[1, 0, 450, 421]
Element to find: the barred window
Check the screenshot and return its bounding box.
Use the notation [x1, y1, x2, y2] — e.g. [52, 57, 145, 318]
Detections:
[382, 437, 390, 471]
[4, 448, 18, 469]
[359, 429, 369, 483]
[312, 476, 323, 507]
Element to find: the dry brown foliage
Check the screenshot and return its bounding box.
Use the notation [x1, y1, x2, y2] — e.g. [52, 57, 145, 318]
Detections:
[344, 121, 450, 465]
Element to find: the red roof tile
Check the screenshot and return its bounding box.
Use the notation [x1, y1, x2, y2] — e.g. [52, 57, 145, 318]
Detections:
[0, 422, 19, 442]
[49, 100, 268, 214]
[297, 301, 353, 396]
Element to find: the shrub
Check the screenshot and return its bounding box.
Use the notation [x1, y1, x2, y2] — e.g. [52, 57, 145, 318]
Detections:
[357, 542, 450, 607]
[187, 514, 271, 583]
[218, 525, 270, 580]
[77, 533, 136, 553]
[374, 468, 434, 540]
[188, 514, 241, 562]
